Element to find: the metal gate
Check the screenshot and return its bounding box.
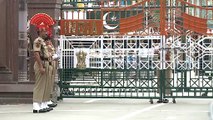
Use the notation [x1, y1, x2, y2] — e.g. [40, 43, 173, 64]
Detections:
[58, 36, 163, 102]
[58, 0, 213, 102]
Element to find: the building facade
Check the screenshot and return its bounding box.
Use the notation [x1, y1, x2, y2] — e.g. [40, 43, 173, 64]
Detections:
[0, 0, 61, 104]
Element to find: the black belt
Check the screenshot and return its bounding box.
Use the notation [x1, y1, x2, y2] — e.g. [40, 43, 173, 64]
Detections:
[42, 61, 52, 66]
[41, 57, 53, 66]
[41, 57, 49, 61]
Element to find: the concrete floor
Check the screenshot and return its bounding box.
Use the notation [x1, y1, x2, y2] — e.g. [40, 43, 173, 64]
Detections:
[0, 98, 211, 120]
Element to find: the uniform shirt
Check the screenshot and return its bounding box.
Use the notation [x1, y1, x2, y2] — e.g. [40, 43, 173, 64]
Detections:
[46, 43, 55, 56]
[153, 44, 172, 61]
[46, 41, 61, 60]
[139, 48, 148, 58]
[33, 37, 51, 59]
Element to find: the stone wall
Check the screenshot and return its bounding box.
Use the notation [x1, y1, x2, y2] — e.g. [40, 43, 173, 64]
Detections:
[0, 0, 62, 104]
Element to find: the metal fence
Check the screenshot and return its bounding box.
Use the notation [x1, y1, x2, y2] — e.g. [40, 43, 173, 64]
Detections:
[58, 0, 213, 103]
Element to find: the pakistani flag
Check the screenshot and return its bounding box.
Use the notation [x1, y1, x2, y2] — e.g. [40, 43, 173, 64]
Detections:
[86, 10, 143, 33]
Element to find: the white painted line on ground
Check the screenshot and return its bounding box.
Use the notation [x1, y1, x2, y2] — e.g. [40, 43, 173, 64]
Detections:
[83, 99, 101, 103]
[54, 109, 126, 112]
[0, 108, 209, 114]
[0, 111, 31, 114]
[112, 103, 165, 120]
[0, 109, 126, 114]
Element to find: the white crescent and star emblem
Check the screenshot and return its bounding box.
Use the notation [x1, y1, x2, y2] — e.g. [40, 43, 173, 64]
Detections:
[103, 12, 119, 30]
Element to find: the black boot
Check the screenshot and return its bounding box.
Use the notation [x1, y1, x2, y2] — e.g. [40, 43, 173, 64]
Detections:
[48, 103, 57, 108]
[162, 99, 169, 103]
[33, 109, 48, 113]
[45, 107, 53, 111]
[157, 99, 169, 103]
[157, 99, 163, 103]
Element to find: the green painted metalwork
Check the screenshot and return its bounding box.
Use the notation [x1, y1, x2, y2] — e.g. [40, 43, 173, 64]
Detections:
[58, 68, 162, 100]
[58, 0, 213, 102]
[164, 69, 213, 99]
[58, 68, 213, 100]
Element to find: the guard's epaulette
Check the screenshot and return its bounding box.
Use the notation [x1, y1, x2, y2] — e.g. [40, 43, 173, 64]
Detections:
[34, 38, 41, 43]
[34, 38, 43, 49]
[38, 39, 41, 43]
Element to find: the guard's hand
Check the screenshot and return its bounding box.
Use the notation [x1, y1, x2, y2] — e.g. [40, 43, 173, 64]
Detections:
[166, 52, 170, 61]
[39, 67, 45, 74]
[52, 54, 59, 61]
[55, 57, 60, 61]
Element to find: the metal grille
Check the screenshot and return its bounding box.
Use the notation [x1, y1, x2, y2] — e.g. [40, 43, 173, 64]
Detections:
[58, 0, 213, 101]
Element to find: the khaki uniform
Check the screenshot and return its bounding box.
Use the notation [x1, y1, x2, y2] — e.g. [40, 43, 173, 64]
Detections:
[46, 43, 57, 97]
[154, 45, 171, 95]
[33, 37, 53, 102]
[165, 49, 172, 95]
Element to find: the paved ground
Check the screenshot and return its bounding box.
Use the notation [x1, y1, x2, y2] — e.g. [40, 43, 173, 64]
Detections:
[0, 98, 211, 120]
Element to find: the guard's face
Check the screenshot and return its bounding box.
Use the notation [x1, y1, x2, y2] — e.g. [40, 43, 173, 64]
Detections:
[40, 29, 47, 39]
[45, 40, 51, 45]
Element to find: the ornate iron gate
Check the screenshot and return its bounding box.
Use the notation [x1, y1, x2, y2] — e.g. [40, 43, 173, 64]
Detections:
[58, 0, 213, 103]
[58, 36, 163, 102]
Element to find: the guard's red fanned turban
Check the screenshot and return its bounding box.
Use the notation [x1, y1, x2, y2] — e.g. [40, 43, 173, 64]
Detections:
[30, 13, 56, 37]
